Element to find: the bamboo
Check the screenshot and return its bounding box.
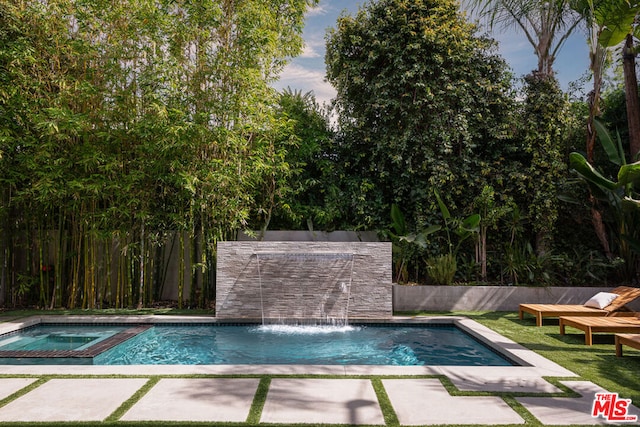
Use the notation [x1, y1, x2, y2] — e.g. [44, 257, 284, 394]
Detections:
[178, 231, 184, 309]
[38, 226, 47, 308]
[138, 221, 145, 309]
[102, 238, 112, 308]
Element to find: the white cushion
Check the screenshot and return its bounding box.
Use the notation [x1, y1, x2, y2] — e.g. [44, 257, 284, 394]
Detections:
[584, 292, 619, 309]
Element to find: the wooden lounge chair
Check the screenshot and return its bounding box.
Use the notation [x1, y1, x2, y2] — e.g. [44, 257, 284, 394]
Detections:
[519, 286, 640, 326]
[559, 315, 640, 345]
[615, 333, 640, 357]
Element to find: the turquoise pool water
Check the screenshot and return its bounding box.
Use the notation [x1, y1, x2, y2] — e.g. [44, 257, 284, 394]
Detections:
[0, 325, 127, 351]
[96, 324, 514, 366]
[0, 324, 516, 366]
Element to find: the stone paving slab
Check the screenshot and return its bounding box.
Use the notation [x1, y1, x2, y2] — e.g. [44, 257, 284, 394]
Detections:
[517, 381, 640, 425]
[261, 378, 385, 425]
[447, 374, 563, 393]
[383, 378, 525, 425]
[0, 378, 38, 400]
[121, 378, 260, 422]
[0, 378, 147, 422]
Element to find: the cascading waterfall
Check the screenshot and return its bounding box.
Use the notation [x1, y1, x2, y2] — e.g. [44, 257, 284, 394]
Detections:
[254, 252, 355, 326]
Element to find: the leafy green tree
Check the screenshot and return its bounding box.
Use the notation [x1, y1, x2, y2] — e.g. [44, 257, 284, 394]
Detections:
[325, 0, 516, 232]
[264, 88, 338, 231]
[520, 72, 568, 255]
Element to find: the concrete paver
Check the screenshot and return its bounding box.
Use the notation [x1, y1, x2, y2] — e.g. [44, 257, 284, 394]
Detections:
[121, 378, 260, 422]
[517, 381, 640, 426]
[261, 378, 385, 425]
[0, 378, 147, 422]
[446, 373, 563, 393]
[383, 378, 525, 425]
[0, 375, 637, 425]
[0, 378, 38, 400]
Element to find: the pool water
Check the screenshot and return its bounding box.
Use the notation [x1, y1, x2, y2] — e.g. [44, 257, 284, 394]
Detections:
[93, 324, 515, 366]
[0, 325, 127, 352]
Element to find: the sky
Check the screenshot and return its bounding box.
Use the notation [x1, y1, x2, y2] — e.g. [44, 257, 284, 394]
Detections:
[272, 0, 592, 105]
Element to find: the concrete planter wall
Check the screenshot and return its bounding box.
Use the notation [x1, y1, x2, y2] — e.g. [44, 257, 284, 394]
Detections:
[392, 285, 638, 312]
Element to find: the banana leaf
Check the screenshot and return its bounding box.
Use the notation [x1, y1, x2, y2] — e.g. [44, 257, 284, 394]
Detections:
[595, 0, 640, 47]
[594, 119, 624, 166]
[390, 203, 407, 236]
[617, 161, 640, 189]
[569, 152, 617, 195]
[434, 189, 451, 221]
[461, 213, 481, 232]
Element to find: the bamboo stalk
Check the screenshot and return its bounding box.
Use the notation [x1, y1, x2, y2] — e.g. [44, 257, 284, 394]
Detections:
[178, 231, 184, 309]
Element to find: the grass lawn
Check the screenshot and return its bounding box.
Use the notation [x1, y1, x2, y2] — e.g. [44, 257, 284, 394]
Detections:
[446, 310, 640, 407]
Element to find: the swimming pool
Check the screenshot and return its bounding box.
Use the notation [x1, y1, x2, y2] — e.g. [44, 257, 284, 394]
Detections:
[0, 325, 127, 351]
[0, 322, 516, 366]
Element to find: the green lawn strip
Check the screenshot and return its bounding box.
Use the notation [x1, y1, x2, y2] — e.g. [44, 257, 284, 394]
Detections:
[245, 377, 270, 424]
[437, 375, 576, 399]
[0, 377, 48, 408]
[540, 377, 583, 398]
[500, 395, 543, 427]
[371, 377, 399, 427]
[105, 376, 161, 422]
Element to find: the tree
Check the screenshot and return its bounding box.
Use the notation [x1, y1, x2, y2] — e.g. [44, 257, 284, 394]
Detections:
[469, 0, 582, 76]
[520, 72, 568, 254]
[569, 0, 640, 258]
[570, 144, 640, 281]
[0, 0, 316, 308]
[264, 88, 338, 231]
[570, 0, 640, 162]
[325, 0, 516, 233]
[623, 34, 640, 159]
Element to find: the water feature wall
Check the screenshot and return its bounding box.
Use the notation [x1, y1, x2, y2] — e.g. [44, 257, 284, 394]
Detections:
[216, 241, 392, 321]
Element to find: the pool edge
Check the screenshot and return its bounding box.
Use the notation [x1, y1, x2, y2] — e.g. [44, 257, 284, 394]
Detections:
[0, 315, 577, 378]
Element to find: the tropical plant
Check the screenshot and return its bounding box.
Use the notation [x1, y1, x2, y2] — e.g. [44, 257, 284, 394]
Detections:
[468, 0, 582, 76]
[426, 253, 458, 286]
[570, 121, 640, 280]
[570, 0, 640, 162]
[573, 0, 640, 158]
[472, 186, 513, 281]
[387, 204, 440, 283]
[425, 191, 480, 285]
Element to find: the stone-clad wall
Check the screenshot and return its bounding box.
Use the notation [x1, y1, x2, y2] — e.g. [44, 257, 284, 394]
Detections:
[216, 241, 392, 320]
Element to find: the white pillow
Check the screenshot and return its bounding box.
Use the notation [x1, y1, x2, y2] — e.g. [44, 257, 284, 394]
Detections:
[584, 292, 619, 309]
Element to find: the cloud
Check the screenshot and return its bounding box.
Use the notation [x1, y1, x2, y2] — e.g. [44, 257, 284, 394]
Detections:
[273, 63, 336, 105]
[300, 43, 321, 59]
[306, 4, 328, 17]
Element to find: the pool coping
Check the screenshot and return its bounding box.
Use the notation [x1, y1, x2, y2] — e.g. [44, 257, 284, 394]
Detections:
[0, 315, 577, 378]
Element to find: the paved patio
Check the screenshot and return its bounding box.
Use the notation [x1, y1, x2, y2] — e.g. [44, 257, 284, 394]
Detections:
[0, 372, 638, 425]
[0, 316, 637, 425]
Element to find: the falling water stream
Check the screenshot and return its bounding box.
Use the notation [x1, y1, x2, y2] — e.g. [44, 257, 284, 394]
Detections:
[255, 252, 355, 326]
